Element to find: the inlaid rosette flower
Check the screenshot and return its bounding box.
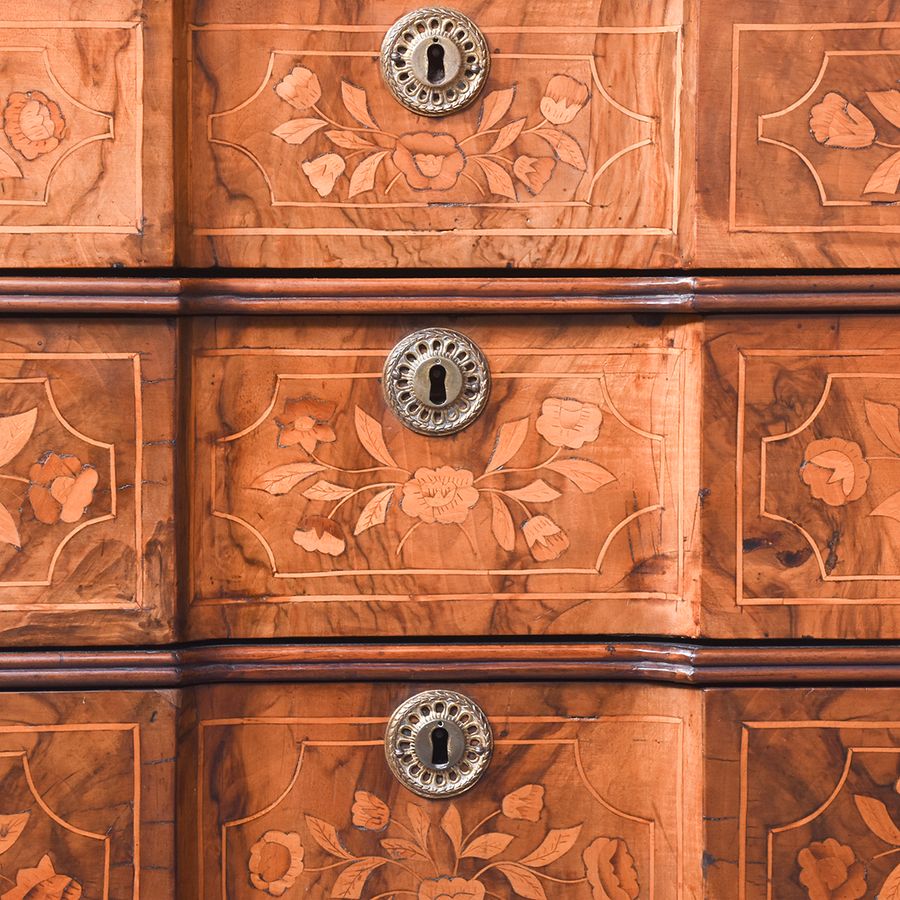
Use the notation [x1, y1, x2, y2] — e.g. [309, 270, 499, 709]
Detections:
[797, 838, 867, 900]
[248, 830, 304, 897]
[801, 438, 870, 507]
[2, 91, 67, 160]
[27, 452, 98, 525]
[351, 791, 390, 831]
[540, 75, 590, 125]
[1, 854, 82, 900]
[401, 466, 479, 524]
[392, 133, 466, 191]
[292, 515, 346, 556]
[809, 93, 876, 148]
[277, 398, 337, 453]
[536, 398, 603, 449]
[583, 837, 639, 900]
[418, 877, 486, 900]
[523, 515, 569, 561]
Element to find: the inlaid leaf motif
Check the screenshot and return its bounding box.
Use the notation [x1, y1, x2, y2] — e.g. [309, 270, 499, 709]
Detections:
[490, 492, 516, 551]
[808, 450, 856, 496]
[250, 462, 326, 495]
[545, 458, 616, 493]
[485, 418, 529, 473]
[536, 128, 587, 170]
[870, 491, 900, 524]
[303, 480, 354, 501]
[326, 130, 377, 150]
[519, 825, 582, 867]
[441, 806, 463, 856]
[854, 795, 900, 844]
[342, 81, 379, 129]
[354, 407, 398, 467]
[474, 157, 517, 199]
[348, 151, 389, 198]
[867, 90, 900, 129]
[0, 503, 21, 549]
[866, 400, 900, 455]
[272, 118, 326, 145]
[305, 814, 354, 859]
[864, 151, 900, 195]
[478, 87, 516, 132]
[0, 812, 29, 854]
[494, 862, 547, 900]
[490, 118, 526, 153]
[505, 480, 562, 503]
[331, 857, 387, 899]
[460, 832, 514, 859]
[0, 408, 37, 468]
[353, 487, 394, 536]
[880, 863, 900, 900]
[0, 148, 22, 179]
[380, 838, 429, 861]
[406, 803, 431, 851]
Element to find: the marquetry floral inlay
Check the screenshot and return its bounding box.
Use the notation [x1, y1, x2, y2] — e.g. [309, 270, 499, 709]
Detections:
[809, 90, 900, 195]
[271, 65, 589, 200]
[250, 397, 616, 562]
[0, 811, 83, 900]
[246, 786, 639, 899]
[0, 90, 67, 179]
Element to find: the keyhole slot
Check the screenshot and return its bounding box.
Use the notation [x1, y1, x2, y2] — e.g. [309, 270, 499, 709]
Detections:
[426, 40, 446, 84]
[429, 724, 450, 768]
[428, 364, 447, 405]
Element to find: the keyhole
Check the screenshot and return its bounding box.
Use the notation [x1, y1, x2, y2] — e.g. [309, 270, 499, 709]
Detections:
[429, 364, 447, 405]
[430, 724, 450, 767]
[427, 40, 446, 84]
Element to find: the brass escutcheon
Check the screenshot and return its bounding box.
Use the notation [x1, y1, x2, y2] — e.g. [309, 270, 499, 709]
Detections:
[385, 690, 493, 798]
[381, 8, 490, 116]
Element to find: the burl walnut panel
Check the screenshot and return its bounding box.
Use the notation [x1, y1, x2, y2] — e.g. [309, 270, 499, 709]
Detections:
[703, 316, 900, 639]
[0, 690, 175, 899]
[188, 315, 701, 640]
[0, 0, 173, 266]
[694, 0, 900, 268]
[0, 319, 175, 645]
[184, 0, 688, 268]
[182, 682, 702, 900]
[704, 688, 900, 900]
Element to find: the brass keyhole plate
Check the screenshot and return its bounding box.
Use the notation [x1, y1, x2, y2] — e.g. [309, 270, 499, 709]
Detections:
[383, 328, 490, 436]
[381, 7, 491, 117]
[385, 690, 493, 798]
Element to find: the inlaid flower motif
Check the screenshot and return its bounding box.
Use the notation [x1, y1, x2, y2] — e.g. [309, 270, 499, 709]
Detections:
[810, 93, 876, 148]
[536, 398, 603, 449]
[502, 784, 544, 822]
[248, 830, 304, 897]
[540, 75, 590, 125]
[797, 838, 867, 900]
[583, 837, 639, 900]
[401, 466, 479, 524]
[392, 133, 466, 191]
[351, 791, 390, 831]
[292, 515, 346, 556]
[302, 153, 345, 197]
[277, 398, 337, 453]
[2, 91, 67, 160]
[275, 66, 322, 109]
[513, 156, 555, 195]
[1, 854, 82, 900]
[417, 877, 486, 900]
[523, 515, 569, 561]
[27, 452, 98, 525]
[801, 438, 870, 507]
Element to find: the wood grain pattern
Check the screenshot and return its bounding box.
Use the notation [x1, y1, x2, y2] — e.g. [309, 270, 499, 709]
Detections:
[695, 0, 900, 268]
[703, 316, 900, 639]
[704, 688, 900, 900]
[182, 681, 701, 900]
[183, 0, 688, 268]
[188, 314, 701, 640]
[0, 0, 172, 266]
[0, 690, 176, 899]
[0, 319, 175, 646]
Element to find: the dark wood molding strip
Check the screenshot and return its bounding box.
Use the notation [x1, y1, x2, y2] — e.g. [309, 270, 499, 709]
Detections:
[1, 642, 900, 688]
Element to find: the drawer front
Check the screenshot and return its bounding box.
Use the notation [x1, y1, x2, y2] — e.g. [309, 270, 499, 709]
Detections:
[189, 315, 700, 639]
[696, 0, 900, 268]
[185, 682, 701, 900]
[0, 690, 175, 899]
[185, 1, 686, 268]
[704, 688, 900, 900]
[0, 0, 172, 266]
[0, 319, 175, 644]
[702, 315, 900, 639]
